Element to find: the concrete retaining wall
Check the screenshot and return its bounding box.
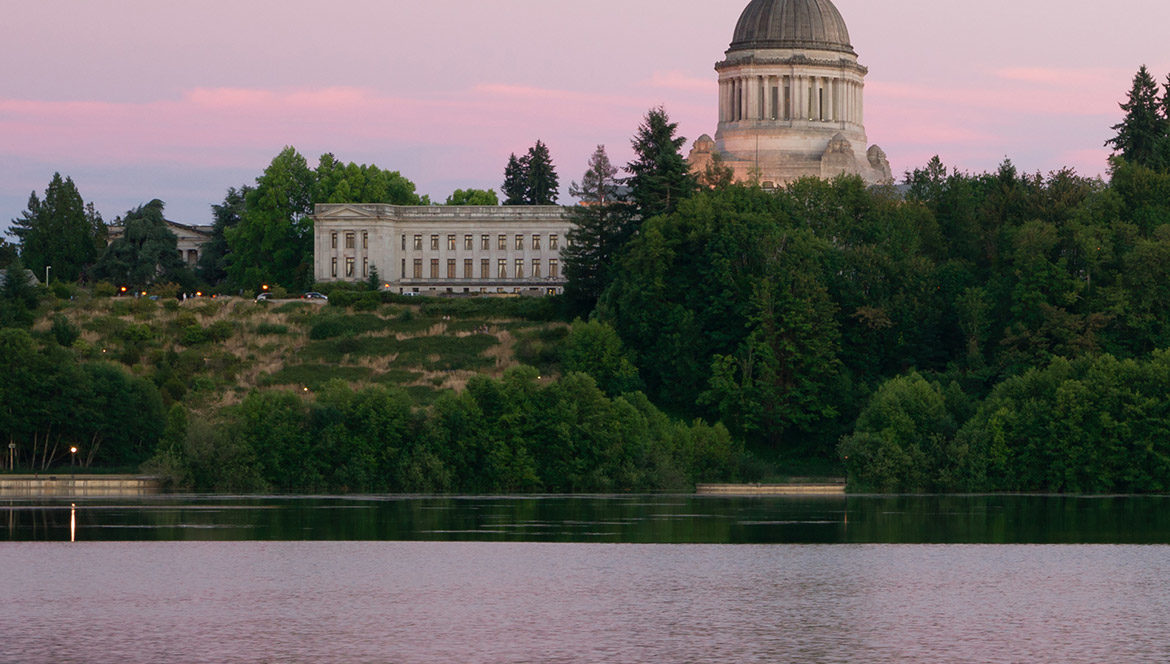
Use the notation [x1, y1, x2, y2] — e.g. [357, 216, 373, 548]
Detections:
[696, 483, 846, 496]
[0, 475, 161, 497]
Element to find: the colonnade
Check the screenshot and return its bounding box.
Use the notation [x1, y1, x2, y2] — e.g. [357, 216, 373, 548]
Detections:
[719, 73, 862, 125]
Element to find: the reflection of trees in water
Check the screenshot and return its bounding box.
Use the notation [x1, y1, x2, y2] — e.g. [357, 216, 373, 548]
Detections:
[7, 496, 1170, 543]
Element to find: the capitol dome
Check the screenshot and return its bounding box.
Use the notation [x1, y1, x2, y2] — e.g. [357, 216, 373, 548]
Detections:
[686, 0, 893, 186]
[729, 0, 854, 55]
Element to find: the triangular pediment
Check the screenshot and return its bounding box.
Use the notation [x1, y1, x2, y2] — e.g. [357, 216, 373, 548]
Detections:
[317, 204, 380, 220]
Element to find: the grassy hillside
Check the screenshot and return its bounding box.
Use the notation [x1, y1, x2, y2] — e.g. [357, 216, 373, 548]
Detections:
[34, 292, 570, 412]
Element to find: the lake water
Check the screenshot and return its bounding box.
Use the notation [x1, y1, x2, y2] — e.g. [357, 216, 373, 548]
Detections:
[4, 495, 1170, 663]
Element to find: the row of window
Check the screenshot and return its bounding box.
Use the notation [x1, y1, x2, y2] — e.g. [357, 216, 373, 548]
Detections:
[331, 257, 368, 279]
[404, 258, 559, 280]
[405, 233, 560, 252]
[331, 231, 368, 250]
[330, 231, 564, 253]
[328, 257, 562, 280]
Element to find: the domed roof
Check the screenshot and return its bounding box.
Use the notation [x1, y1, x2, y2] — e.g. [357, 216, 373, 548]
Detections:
[729, 0, 853, 54]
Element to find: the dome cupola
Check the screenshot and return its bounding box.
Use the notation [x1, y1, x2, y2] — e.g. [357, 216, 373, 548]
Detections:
[729, 0, 854, 55]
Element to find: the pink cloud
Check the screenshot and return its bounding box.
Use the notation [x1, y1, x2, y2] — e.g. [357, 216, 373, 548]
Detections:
[867, 79, 1117, 117]
[645, 71, 717, 95]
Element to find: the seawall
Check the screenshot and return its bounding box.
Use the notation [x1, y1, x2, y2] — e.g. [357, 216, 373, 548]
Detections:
[0, 475, 161, 497]
[696, 482, 846, 496]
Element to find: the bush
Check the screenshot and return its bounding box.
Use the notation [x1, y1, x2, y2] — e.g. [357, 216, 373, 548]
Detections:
[51, 315, 79, 347]
[181, 325, 211, 346]
[207, 320, 236, 342]
[93, 281, 117, 297]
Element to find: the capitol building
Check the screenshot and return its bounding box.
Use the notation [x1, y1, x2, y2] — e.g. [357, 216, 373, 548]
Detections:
[313, 0, 890, 291]
[687, 0, 893, 186]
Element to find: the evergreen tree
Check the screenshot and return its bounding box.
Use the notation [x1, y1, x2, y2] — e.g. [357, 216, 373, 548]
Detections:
[570, 145, 622, 204]
[0, 255, 39, 328]
[502, 154, 528, 205]
[8, 173, 102, 282]
[524, 140, 559, 205]
[94, 200, 193, 288]
[1106, 66, 1168, 169]
[626, 107, 695, 220]
[564, 145, 632, 313]
[197, 185, 251, 286]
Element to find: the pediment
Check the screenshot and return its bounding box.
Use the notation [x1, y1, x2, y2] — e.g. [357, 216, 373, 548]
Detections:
[316, 204, 381, 220]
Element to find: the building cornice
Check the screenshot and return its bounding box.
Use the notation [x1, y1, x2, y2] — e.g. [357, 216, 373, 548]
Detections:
[717, 53, 867, 76]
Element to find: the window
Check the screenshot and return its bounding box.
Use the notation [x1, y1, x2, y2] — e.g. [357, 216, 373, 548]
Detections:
[331, 257, 338, 278]
[345, 257, 355, 277]
[498, 259, 507, 278]
[532, 235, 541, 250]
[497, 234, 506, 250]
[413, 259, 422, 278]
[549, 259, 559, 279]
[549, 234, 559, 250]
[447, 234, 456, 251]
[482, 234, 490, 250]
[362, 258, 368, 277]
[331, 232, 338, 249]
[401, 258, 405, 278]
[413, 234, 422, 250]
[533, 259, 542, 278]
[345, 232, 355, 249]
[430, 259, 439, 278]
[464, 234, 473, 250]
[481, 259, 490, 279]
[515, 259, 524, 278]
[430, 235, 439, 250]
[362, 232, 368, 249]
[464, 259, 473, 279]
[447, 259, 456, 279]
[515, 235, 524, 250]
[401, 234, 406, 250]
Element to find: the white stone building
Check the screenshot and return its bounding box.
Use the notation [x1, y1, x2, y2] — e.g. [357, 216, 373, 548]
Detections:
[106, 219, 214, 268]
[687, 0, 893, 187]
[312, 204, 573, 295]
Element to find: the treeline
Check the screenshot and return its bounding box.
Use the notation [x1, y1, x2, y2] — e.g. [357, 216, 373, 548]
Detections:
[154, 368, 742, 493]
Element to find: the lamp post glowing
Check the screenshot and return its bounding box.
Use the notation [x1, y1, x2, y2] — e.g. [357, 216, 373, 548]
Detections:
[70, 446, 78, 476]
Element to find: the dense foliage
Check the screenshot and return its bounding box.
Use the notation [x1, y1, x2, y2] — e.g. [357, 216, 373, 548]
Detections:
[594, 154, 1170, 490]
[94, 200, 195, 289]
[8, 173, 105, 283]
[157, 369, 741, 493]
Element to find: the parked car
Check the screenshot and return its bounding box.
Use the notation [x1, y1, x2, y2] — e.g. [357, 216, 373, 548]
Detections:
[302, 291, 329, 301]
[255, 292, 273, 302]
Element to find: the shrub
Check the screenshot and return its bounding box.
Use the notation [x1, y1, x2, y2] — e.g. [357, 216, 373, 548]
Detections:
[182, 325, 211, 346]
[207, 320, 235, 342]
[51, 315, 79, 347]
[93, 281, 117, 297]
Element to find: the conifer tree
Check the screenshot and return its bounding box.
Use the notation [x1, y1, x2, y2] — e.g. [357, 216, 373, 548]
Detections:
[502, 154, 528, 205]
[1106, 66, 1168, 169]
[626, 107, 695, 220]
[524, 140, 559, 205]
[570, 145, 622, 204]
[564, 146, 633, 314]
[8, 173, 102, 282]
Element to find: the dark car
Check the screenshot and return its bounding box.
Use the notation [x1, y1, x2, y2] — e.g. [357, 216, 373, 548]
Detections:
[302, 291, 329, 301]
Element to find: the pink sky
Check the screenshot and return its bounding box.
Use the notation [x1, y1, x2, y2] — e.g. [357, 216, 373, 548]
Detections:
[2, 0, 1168, 227]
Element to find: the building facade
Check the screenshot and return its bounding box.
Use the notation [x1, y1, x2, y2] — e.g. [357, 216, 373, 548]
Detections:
[687, 0, 893, 187]
[313, 204, 573, 295]
[106, 220, 214, 268]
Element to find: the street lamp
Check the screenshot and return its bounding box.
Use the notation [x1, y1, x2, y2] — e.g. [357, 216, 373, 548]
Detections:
[7, 442, 14, 471]
[70, 446, 78, 476]
[45, 265, 51, 288]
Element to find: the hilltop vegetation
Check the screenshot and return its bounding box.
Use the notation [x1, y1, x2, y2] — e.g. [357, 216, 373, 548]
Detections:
[1, 288, 744, 492]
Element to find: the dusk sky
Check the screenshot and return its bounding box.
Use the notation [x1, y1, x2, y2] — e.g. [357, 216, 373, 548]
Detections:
[2, 0, 1168, 229]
